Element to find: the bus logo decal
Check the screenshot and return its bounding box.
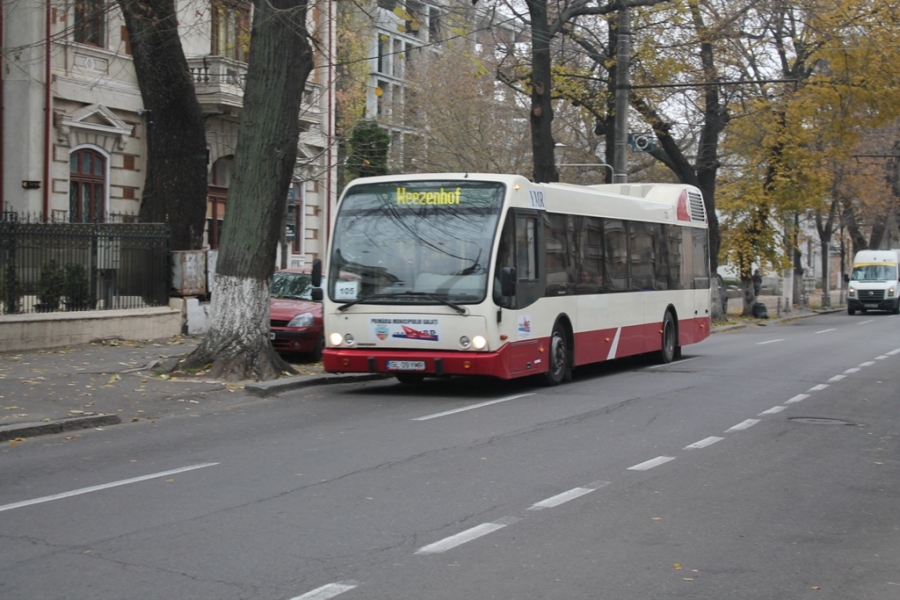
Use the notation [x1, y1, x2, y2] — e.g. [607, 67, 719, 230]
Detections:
[529, 190, 546, 210]
[394, 325, 439, 341]
[518, 315, 532, 338]
[370, 318, 441, 342]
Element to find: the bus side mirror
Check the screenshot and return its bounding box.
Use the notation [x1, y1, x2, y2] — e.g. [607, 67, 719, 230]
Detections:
[311, 258, 322, 287]
[500, 266, 516, 297]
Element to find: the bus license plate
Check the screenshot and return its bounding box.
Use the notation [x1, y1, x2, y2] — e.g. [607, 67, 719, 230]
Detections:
[387, 360, 425, 371]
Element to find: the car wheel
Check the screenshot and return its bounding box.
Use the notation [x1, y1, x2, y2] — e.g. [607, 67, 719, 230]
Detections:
[542, 324, 569, 386]
[659, 311, 677, 364]
[310, 334, 325, 362]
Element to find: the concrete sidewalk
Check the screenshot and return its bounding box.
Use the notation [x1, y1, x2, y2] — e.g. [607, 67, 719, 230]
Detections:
[0, 304, 838, 442]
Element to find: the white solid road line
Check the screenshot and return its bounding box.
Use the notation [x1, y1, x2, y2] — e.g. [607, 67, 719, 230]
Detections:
[684, 436, 723, 449]
[412, 393, 535, 421]
[415, 517, 521, 554]
[529, 482, 609, 510]
[628, 456, 675, 471]
[290, 582, 358, 600]
[0, 463, 219, 513]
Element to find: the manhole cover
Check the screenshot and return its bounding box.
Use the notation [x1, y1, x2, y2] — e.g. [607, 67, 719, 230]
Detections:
[789, 417, 854, 426]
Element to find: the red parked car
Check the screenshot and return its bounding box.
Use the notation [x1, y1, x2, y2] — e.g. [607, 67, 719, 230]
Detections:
[269, 269, 326, 361]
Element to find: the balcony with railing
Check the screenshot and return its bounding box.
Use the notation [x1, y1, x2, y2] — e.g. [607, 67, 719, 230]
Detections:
[187, 56, 323, 120]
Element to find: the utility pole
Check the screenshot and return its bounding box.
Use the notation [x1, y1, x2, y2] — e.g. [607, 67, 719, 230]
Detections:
[613, 2, 631, 184]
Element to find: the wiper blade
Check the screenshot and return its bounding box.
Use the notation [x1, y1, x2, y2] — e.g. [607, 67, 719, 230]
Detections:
[337, 291, 467, 314]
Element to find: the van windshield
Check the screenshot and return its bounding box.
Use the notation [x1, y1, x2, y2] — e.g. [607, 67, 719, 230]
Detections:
[851, 264, 897, 282]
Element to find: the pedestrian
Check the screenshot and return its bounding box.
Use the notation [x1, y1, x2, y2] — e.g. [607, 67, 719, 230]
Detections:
[752, 269, 762, 297]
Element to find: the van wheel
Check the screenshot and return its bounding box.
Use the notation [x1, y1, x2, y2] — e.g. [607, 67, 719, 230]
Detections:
[659, 312, 677, 364]
[543, 325, 569, 386]
[893, 302, 899, 315]
[848, 306, 855, 315]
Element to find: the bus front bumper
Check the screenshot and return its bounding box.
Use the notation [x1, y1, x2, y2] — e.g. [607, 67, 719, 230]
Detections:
[323, 346, 516, 379]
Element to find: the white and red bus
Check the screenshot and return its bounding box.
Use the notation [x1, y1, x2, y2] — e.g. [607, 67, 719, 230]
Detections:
[317, 173, 710, 385]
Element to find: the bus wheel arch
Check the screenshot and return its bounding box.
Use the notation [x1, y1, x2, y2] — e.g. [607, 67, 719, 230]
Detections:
[543, 316, 573, 386]
[660, 308, 681, 364]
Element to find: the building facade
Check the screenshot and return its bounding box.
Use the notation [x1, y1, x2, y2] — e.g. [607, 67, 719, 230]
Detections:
[1, 0, 336, 269]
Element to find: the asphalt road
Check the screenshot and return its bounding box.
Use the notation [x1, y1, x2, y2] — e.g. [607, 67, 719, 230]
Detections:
[2, 310, 900, 599]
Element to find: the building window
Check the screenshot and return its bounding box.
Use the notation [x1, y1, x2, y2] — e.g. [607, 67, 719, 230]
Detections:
[212, 0, 250, 62]
[74, 0, 106, 47]
[207, 157, 232, 249]
[288, 184, 304, 253]
[69, 149, 106, 223]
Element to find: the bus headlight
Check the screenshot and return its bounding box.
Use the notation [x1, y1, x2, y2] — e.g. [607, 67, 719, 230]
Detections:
[459, 336, 471, 349]
[344, 334, 355, 346]
[329, 332, 343, 346]
[472, 335, 487, 350]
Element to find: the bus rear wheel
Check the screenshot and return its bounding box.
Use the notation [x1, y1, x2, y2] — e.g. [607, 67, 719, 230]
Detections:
[543, 324, 570, 386]
[660, 312, 678, 364]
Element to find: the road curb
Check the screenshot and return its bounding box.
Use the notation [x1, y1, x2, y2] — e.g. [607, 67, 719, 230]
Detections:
[0, 414, 122, 442]
[712, 308, 843, 333]
[245, 372, 390, 398]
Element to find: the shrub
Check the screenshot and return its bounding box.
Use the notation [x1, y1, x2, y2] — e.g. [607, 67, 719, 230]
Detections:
[63, 262, 90, 306]
[36, 259, 64, 309]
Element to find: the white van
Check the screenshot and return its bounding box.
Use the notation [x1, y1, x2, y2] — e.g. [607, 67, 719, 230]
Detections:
[847, 249, 900, 315]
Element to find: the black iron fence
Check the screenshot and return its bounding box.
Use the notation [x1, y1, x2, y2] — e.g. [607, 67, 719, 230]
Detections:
[1, 212, 170, 315]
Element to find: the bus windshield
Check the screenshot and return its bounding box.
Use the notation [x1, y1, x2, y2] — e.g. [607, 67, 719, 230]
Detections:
[851, 264, 897, 282]
[328, 181, 505, 306]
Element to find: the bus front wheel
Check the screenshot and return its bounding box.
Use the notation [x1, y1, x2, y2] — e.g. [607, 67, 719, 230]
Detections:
[660, 312, 678, 364]
[543, 325, 570, 386]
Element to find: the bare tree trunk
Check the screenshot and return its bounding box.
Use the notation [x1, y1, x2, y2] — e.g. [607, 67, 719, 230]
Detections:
[526, 0, 559, 183]
[118, 0, 208, 250]
[182, 0, 314, 381]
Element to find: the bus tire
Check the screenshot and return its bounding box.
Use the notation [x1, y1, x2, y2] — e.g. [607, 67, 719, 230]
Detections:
[543, 324, 569, 386]
[395, 373, 425, 385]
[660, 311, 677, 364]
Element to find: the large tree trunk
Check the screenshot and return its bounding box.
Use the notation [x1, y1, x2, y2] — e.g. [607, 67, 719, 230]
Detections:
[118, 0, 208, 250]
[527, 1, 558, 183]
[182, 0, 314, 381]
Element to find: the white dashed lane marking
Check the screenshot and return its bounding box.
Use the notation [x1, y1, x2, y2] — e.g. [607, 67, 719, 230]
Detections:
[684, 436, 723, 449]
[528, 481, 609, 510]
[725, 419, 760, 432]
[0, 463, 219, 513]
[628, 456, 675, 471]
[808, 384, 829, 392]
[758, 406, 787, 415]
[415, 517, 521, 555]
[412, 393, 535, 421]
[291, 582, 358, 600]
